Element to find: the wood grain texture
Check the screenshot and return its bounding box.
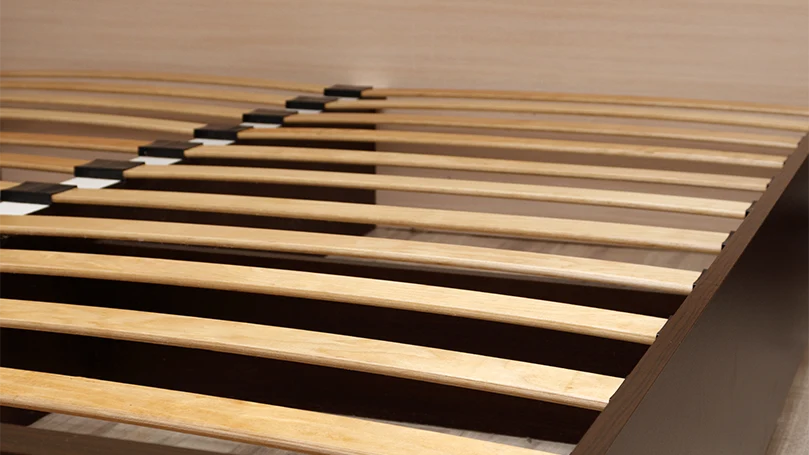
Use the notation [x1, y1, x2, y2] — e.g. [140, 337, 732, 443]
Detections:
[0, 249, 667, 343]
[0, 91, 799, 149]
[363, 88, 809, 117]
[0, 92, 246, 121]
[0, 80, 288, 106]
[2, 69, 806, 116]
[183, 146, 771, 192]
[0, 368, 552, 455]
[329, 100, 809, 132]
[240, 128, 786, 169]
[0, 152, 81, 173]
[13, 185, 731, 252]
[0, 133, 773, 191]
[0, 132, 143, 154]
[125, 164, 752, 218]
[0, 298, 623, 409]
[0, 108, 200, 136]
[0, 215, 700, 293]
[284, 113, 799, 149]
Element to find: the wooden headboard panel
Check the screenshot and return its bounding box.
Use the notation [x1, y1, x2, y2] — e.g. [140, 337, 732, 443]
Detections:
[1, 0, 807, 105]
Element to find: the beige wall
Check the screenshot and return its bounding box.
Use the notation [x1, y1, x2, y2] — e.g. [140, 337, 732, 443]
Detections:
[1, 0, 807, 105]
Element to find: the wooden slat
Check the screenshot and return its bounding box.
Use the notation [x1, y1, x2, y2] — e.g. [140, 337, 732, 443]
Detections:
[364, 87, 809, 117]
[0, 215, 700, 294]
[1, 92, 797, 149]
[4, 184, 731, 252]
[1, 69, 804, 116]
[0, 131, 143, 154]
[0, 80, 288, 106]
[285, 113, 799, 150]
[0, 298, 623, 409]
[240, 127, 786, 169]
[0, 69, 325, 93]
[0, 108, 200, 136]
[0, 249, 667, 343]
[0, 153, 752, 218]
[327, 99, 809, 132]
[0, 133, 772, 191]
[0, 92, 245, 121]
[0, 368, 551, 455]
[0, 153, 83, 173]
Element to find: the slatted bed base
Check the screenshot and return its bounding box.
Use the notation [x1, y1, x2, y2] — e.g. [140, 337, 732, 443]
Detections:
[0, 71, 806, 455]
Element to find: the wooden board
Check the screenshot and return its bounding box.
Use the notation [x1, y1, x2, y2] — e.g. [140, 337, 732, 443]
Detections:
[0, 368, 551, 455]
[0, 152, 753, 218]
[0, 133, 772, 191]
[11, 185, 732, 252]
[239, 128, 786, 168]
[0, 249, 667, 344]
[0, 215, 700, 294]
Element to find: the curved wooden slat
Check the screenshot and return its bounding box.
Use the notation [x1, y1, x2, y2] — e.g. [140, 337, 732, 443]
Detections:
[0, 131, 143, 154]
[13, 184, 730, 252]
[0, 249, 667, 343]
[240, 128, 786, 169]
[0, 108, 200, 136]
[364, 87, 809, 117]
[0, 153, 752, 218]
[0, 298, 622, 409]
[0, 215, 700, 294]
[327, 99, 809, 132]
[0, 133, 772, 191]
[0, 108, 789, 168]
[0, 92, 245, 121]
[0, 69, 325, 93]
[1, 92, 797, 149]
[0, 368, 551, 455]
[284, 113, 799, 150]
[0, 80, 288, 106]
[2, 69, 804, 116]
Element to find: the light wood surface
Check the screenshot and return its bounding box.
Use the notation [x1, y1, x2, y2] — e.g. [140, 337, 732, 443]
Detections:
[0, 152, 83, 173]
[5, 184, 731, 252]
[283, 113, 799, 150]
[0, 80, 288, 106]
[0, 152, 752, 218]
[0, 91, 799, 149]
[0, 70, 324, 93]
[0, 215, 700, 294]
[0, 133, 774, 191]
[3, 69, 807, 116]
[0, 92, 246, 121]
[0, 298, 622, 409]
[328, 99, 809, 132]
[240, 128, 786, 169]
[0, 249, 666, 343]
[0, 108, 200, 136]
[364, 87, 809, 117]
[0, 367, 552, 455]
[0, 131, 143, 154]
[3, 108, 786, 169]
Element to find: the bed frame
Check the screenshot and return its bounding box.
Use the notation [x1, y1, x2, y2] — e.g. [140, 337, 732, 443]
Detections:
[0, 71, 806, 455]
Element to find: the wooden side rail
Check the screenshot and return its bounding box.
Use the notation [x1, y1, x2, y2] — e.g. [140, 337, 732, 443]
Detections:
[0, 368, 549, 455]
[3, 70, 806, 116]
[0, 132, 771, 191]
[0, 153, 752, 218]
[2, 80, 807, 132]
[0, 92, 798, 149]
[0, 215, 700, 294]
[0, 249, 667, 344]
[0, 183, 730, 253]
[0, 299, 623, 409]
[0, 108, 786, 168]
